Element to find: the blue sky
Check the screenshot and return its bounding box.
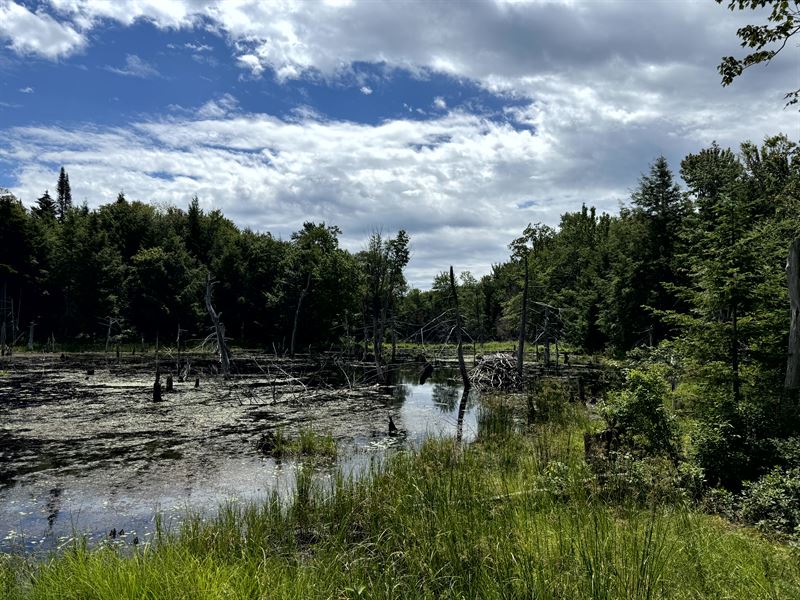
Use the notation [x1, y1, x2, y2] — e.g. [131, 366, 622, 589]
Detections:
[0, 0, 797, 287]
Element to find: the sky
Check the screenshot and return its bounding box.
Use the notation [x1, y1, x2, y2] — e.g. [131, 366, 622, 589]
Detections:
[0, 0, 797, 288]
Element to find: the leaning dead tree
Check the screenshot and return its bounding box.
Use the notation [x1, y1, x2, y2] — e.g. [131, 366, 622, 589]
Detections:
[290, 272, 311, 357]
[205, 273, 232, 377]
[786, 238, 800, 390]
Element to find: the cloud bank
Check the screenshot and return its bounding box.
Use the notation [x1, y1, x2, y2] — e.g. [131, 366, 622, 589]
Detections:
[0, 0, 797, 286]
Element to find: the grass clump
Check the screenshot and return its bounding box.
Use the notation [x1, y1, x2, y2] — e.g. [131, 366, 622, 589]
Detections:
[255, 427, 337, 460]
[3, 404, 800, 598]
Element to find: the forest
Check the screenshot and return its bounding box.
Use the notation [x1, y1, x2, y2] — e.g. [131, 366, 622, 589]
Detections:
[2, 132, 800, 598]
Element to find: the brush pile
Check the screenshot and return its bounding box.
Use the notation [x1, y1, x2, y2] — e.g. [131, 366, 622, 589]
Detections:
[470, 353, 520, 389]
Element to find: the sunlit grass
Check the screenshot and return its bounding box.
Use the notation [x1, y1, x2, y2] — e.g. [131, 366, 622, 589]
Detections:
[3, 406, 799, 599]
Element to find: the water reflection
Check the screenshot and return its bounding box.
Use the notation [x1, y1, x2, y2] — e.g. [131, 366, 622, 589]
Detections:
[45, 487, 61, 531]
[1, 362, 479, 554]
[432, 383, 460, 412]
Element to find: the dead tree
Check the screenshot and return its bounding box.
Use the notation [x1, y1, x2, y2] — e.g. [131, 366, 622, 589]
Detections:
[787, 238, 800, 390]
[516, 253, 529, 381]
[176, 324, 189, 379]
[27, 321, 36, 351]
[455, 388, 470, 443]
[290, 273, 311, 357]
[153, 372, 162, 402]
[449, 266, 471, 391]
[205, 273, 232, 377]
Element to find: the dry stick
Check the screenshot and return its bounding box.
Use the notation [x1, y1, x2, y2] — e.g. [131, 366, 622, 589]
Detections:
[27, 320, 35, 351]
[786, 237, 800, 389]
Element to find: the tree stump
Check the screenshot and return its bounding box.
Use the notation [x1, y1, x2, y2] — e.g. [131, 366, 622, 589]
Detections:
[153, 373, 162, 402]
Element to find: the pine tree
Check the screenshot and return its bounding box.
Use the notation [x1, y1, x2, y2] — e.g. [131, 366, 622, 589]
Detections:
[32, 190, 57, 220]
[56, 167, 72, 222]
[630, 156, 688, 344]
[56, 167, 72, 221]
[65, 173, 72, 207]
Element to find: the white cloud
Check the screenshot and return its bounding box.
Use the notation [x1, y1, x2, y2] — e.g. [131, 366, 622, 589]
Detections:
[19, 86, 34, 93]
[48, 0, 197, 29]
[196, 93, 238, 118]
[0, 1, 85, 59]
[0, 109, 564, 286]
[359, 86, 373, 95]
[106, 54, 160, 78]
[0, 0, 797, 284]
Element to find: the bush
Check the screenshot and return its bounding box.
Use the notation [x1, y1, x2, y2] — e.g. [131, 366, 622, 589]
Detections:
[526, 378, 571, 424]
[739, 467, 800, 537]
[600, 369, 678, 460]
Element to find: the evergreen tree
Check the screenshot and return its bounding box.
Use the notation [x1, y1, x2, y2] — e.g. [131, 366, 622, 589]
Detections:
[602, 157, 688, 349]
[56, 167, 72, 221]
[666, 138, 800, 487]
[32, 190, 57, 220]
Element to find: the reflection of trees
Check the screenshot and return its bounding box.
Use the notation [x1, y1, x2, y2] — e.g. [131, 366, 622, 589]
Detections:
[432, 383, 460, 412]
[391, 382, 410, 405]
[395, 365, 457, 386]
[45, 487, 62, 531]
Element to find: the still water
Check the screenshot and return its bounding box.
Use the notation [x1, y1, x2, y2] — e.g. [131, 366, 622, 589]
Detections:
[0, 361, 478, 553]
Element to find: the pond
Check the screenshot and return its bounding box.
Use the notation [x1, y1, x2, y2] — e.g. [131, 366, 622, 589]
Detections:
[0, 355, 479, 553]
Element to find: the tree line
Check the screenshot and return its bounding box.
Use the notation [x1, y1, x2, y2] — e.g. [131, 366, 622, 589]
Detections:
[1, 135, 796, 363]
[0, 188, 411, 355]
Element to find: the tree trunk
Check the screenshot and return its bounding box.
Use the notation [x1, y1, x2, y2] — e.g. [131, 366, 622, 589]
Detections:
[105, 318, 112, 356]
[516, 254, 529, 381]
[205, 273, 231, 377]
[290, 273, 311, 357]
[732, 303, 740, 405]
[27, 321, 35, 351]
[372, 311, 384, 383]
[455, 388, 469, 443]
[153, 372, 162, 402]
[390, 308, 397, 363]
[787, 238, 800, 389]
[450, 266, 471, 390]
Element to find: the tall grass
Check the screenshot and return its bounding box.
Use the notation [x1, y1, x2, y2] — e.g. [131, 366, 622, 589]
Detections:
[3, 408, 799, 599]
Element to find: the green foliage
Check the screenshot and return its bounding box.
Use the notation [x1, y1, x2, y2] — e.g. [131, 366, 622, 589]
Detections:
[600, 369, 678, 459]
[4, 425, 800, 599]
[257, 428, 337, 460]
[716, 0, 800, 107]
[740, 467, 800, 537]
[527, 378, 572, 424]
[665, 135, 800, 487]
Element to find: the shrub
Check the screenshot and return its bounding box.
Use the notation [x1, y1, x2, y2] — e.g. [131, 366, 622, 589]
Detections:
[739, 467, 800, 537]
[526, 378, 571, 424]
[600, 369, 678, 460]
